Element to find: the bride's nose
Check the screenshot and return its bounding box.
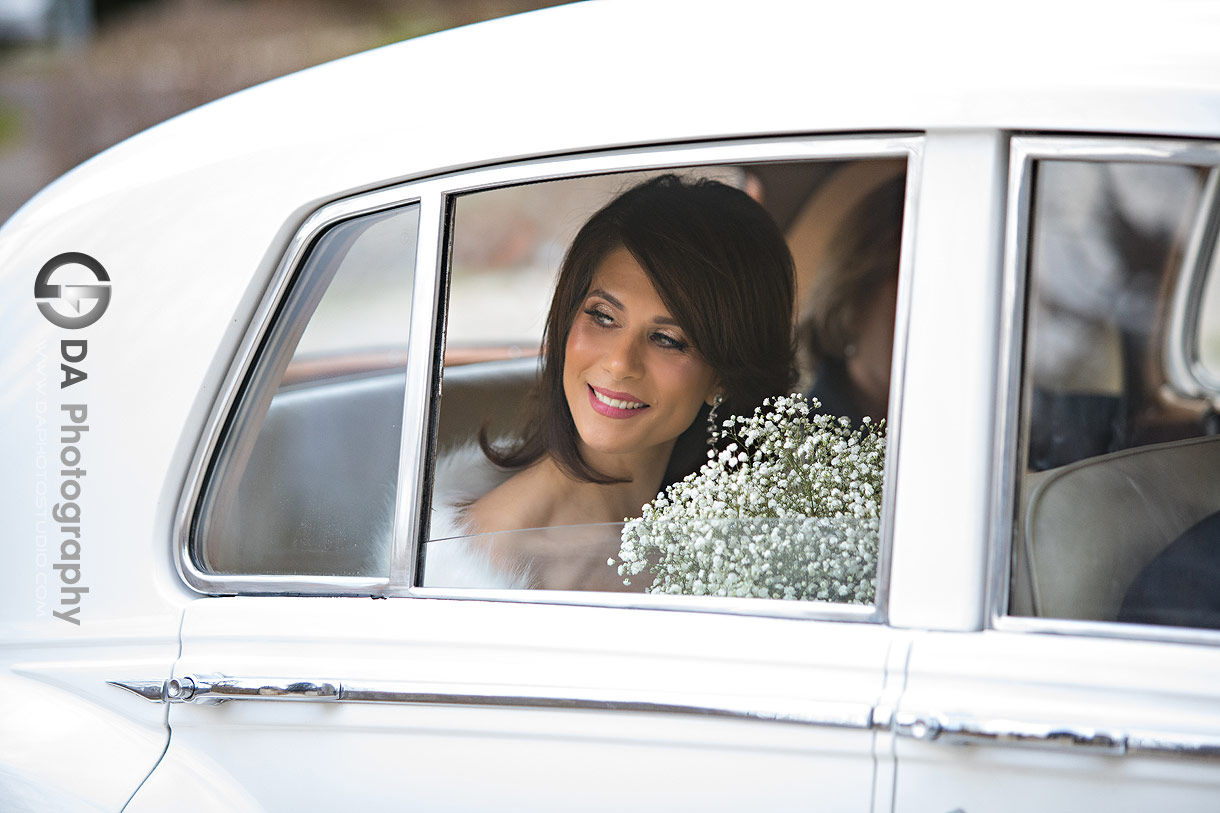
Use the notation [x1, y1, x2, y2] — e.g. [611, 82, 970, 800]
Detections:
[603, 331, 645, 380]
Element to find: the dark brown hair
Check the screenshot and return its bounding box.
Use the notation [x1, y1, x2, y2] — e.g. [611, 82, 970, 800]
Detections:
[482, 173, 796, 486]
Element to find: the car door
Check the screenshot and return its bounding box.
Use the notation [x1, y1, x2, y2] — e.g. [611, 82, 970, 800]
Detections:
[888, 136, 1220, 811]
[126, 137, 925, 811]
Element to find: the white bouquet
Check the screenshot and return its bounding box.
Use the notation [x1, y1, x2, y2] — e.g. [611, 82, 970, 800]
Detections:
[614, 394, 886, 603]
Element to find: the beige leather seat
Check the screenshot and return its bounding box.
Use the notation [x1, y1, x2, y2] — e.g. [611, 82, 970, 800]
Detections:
[210, 358, 538, 577]
[1014, 434, 1220, 621]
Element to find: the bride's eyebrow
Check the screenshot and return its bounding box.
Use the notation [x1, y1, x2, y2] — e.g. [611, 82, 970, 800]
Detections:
[587, 288, 621, 309]
[587, 287, 679, 327]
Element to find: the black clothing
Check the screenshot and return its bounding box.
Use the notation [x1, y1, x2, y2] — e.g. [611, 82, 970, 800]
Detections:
[1027, 390, 1124, 472]
[1118, 510, 1220, 630]
[807, 357, 868, 425]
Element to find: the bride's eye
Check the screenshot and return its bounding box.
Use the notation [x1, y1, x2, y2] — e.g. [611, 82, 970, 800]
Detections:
[652, 331, 688, 352]
[584, 306, 615, 326]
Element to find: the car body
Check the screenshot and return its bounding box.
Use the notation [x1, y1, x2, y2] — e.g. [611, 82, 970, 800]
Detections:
[3, 1, 1220, 810]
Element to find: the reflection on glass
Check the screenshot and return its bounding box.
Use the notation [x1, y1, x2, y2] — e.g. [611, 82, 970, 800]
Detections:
[425, 523, 638, 593]
[446, 167, 749, 364]
[1012, 158, 1220, 629]
[197, 205, 418, 578]
[620, 516, 878, 603]
[432, 169, 893, 608]
[1023, 160, 1203, 471]
[423, 518, 877, 604]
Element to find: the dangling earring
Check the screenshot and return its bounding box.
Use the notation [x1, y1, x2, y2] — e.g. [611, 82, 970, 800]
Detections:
[707, 393, 724, 448]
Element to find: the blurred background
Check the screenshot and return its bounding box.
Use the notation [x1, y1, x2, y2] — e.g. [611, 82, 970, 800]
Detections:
[0, 0, 569, 225]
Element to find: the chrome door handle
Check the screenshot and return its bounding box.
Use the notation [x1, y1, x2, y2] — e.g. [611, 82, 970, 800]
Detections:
[893, 711, 1127, 755]
[109, 675, 339, 705]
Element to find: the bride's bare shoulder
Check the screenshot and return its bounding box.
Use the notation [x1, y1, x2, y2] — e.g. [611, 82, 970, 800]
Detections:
[465, 464, 553, 536]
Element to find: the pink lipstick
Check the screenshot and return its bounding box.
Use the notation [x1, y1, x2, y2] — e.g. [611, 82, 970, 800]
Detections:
[587, 385, 649, 419]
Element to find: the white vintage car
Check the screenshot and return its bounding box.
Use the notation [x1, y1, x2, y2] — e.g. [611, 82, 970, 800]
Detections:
[4, 1, 1220, 810]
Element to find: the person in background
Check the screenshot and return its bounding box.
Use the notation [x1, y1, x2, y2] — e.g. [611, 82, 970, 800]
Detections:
[802, 175, 904, 424]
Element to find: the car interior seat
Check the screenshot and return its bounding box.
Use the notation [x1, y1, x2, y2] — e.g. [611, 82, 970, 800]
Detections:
[1013, 434, 1220, 621]
[436, 357, 539, 451]
[212, 358, 539, 578]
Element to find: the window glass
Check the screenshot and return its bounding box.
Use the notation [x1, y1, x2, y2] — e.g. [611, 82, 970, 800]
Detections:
[194, 204, 418, 577]
[1010, 158, 1220, 628]
[425, 161, 906, 606]
[445, 169, 750, 365]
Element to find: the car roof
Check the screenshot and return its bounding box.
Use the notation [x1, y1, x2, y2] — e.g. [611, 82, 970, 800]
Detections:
[4, 0, 1220, 237]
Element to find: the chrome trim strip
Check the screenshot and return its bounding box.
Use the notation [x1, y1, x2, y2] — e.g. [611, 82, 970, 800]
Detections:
[893, 709, 1220, 760]
[894, 711, 1126, 755]
[992, 612, 1220, 647]
[405, 586, 881, 623]
[175, 133, 921, 607]
[108, 679, 167, 702]
[115, 673, 874, 729]
[1127, 730, 1220, 759]
[1005, 138, 1220, 165]
[388, 185, 447, 592]
[197, 676, 340, 702]
[419, 134, 923, 199]
[340, 684, 874, 730]
[987, 137, 1035, 625]
[1166, 168, 1220, 398]
[113, 676, 1220, 757]
[870, 140, 924, 627]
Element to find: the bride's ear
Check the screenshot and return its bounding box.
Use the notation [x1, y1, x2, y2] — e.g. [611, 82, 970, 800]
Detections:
[705, 390, 724, 408]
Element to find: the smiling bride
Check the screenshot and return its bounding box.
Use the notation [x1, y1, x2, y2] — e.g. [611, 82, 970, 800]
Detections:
[424, 174, 796, 591]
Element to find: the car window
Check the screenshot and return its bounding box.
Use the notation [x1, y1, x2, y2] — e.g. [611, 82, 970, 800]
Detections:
[423, 160, 907, 609]
[1009, 155, 1220, 629]
[192, 203, 418, 578]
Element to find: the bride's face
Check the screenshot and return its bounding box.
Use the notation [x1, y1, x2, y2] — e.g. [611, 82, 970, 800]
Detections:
[563, 247, 718, 465]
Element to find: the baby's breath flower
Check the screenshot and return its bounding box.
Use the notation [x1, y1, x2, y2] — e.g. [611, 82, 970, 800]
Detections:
[614, 395, 886, 603]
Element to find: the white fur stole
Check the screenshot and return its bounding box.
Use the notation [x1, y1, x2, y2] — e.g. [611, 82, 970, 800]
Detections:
[422, 442, 530, 589]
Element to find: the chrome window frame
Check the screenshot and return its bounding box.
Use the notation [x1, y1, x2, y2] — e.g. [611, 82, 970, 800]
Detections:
[177, 133, 922, 626]
[1167, 167, 1220, 399]
[174, 188, 423, 596]
[990, 135, 1220, 646]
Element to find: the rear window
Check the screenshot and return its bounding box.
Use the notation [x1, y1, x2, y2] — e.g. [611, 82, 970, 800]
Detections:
[1009, 153, 1220, 631]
